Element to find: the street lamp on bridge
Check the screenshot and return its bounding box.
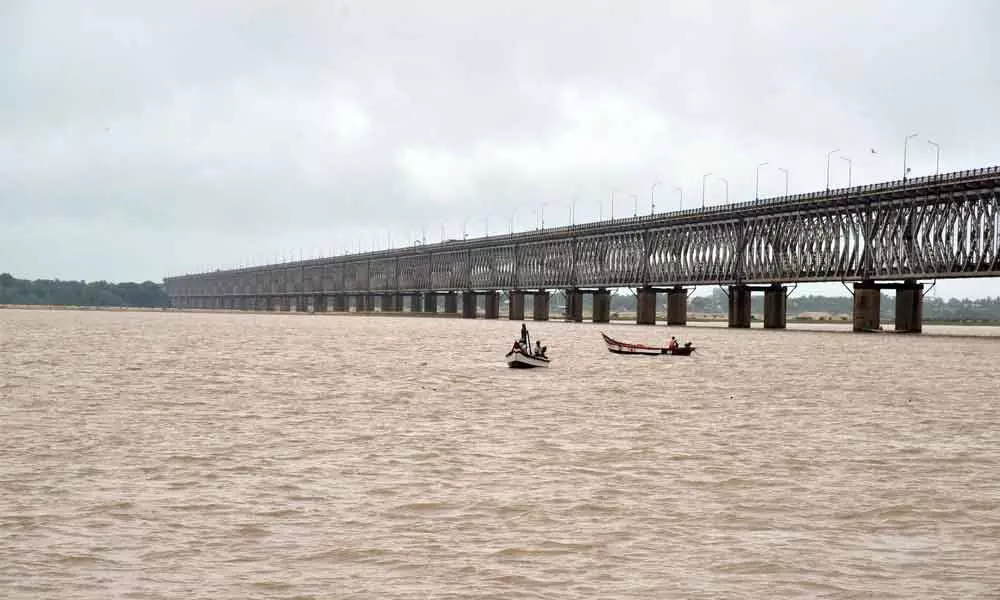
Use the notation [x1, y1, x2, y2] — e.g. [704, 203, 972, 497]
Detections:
[701, 173, 712, 208]
[903, 132, 918, 180]
[755, 161, 768, 200]
[719, 177, 729, 204]
[610, 188, 619, 220]
[630, 193, 639, 217]
[840, 155, 853, 187]
[673, 185, 683, 211]
[778, 167, 790, 195]
[928, 139, 941, 175]
[650, 181, 661, 215]
[826, 148, 840, 191]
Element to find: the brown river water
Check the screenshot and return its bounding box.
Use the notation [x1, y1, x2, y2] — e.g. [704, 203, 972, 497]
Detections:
[1, 309, 998, 599]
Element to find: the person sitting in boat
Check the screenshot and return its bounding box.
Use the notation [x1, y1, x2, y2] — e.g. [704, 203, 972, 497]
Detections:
[667, 336, 679, 351]
[534, 340, 547, 358]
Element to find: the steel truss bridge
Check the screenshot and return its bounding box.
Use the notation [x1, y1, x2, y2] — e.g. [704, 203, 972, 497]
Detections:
[166, 167, 1000, 306]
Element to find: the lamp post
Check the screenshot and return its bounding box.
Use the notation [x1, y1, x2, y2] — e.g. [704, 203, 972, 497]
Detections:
[611, 188, 618, 219]
[840, 155, 853, 187]
[719, 177, 729, 204]
[778, 167, 789, 195]
[701, 172, 712, 208]
[650, 181, 661, 215]
[903, 132, 918, 180]
[630, 193, 638, 217]
[826, 148, 840, 190]
[673, 185, 683, 211]
[927, 140, 940, 175]
[755, 161, 768, 200]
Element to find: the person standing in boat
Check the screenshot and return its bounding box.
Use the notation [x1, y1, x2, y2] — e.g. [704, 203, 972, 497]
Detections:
[520, 322, 529, 347]
[667, 336, 679, 351]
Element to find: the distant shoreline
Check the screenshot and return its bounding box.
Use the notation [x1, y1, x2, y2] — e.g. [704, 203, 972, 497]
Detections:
[3, 303, 1000, 327]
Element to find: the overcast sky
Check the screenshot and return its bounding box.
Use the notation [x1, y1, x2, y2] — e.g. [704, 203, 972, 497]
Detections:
[3, 1, 999, 297]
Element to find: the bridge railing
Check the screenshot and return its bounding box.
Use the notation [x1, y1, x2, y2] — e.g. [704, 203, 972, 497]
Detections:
[165, 166, 1000, 281]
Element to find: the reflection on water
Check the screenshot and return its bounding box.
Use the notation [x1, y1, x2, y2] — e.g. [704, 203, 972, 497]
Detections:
[1, 309, 998, 599]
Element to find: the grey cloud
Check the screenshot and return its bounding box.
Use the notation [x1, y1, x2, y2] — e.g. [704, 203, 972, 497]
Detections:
[2, 0, 999, 296]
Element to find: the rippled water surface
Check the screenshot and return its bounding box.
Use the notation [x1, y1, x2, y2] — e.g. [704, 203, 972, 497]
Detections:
[2, 309, 999, 599]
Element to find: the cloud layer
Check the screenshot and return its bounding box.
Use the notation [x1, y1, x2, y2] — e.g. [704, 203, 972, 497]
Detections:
[2, 0, 999, 296]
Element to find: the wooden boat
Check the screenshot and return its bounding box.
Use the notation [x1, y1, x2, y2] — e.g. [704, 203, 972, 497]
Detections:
[505, 342, 550, 368]
[601, 332, 696, 356]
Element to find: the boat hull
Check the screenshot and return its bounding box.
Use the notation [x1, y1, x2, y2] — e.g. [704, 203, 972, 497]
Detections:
[601, 332, 695, 356]
[505, 351, 550, 368]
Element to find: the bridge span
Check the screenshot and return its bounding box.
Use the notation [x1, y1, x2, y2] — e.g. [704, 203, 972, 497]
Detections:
[165, 167, 1000, 333]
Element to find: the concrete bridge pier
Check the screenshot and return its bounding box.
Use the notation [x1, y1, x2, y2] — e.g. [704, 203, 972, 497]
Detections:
[533, 291, 550, 321]
[298, 295, 310, 312]
[424, 292, 438, 313]
[280, 296, 292, 312]
[409, 294, 423, 313]
[351, 294, 362, 312]
[728, 285, 751, 328]
[444, 292, 458, 314]
[484, 291, 500, 319]
[592, 288, 611, 323]
[895, 280, 923, 333]
[331, 294, 346, 312]
[368, 294, 379, 312]
[461, 291, 477, 318]
[853, 283, 881, 332]
[508, 291, 525, 321]
[763, 284, 787, 329]
[380, 294, 394, 312]
[566, 289, 584, 322]
[636, 287, 656, 325]
[667, 287, 687, 325]
[313, 295, 327, 312]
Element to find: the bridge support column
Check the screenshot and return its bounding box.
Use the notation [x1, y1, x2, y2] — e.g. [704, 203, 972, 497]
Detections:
[484, 291, 500, 319]
[763, 284, 787, 329]
[368, 294, 378, 312]
[567, 289, 584, 322]
[592, 289, 611, 323]
[532, 291, 550, 321]
[313, 295, 327, 312]
[895, 281, 923, 333]
[351, 295, 362, 312]
[281, 296, 292, 312]
[424, 292, 438, 313]
[331, 294, 346, 312]
[299, 295, 311, 312]
[444, 292, 458, 314]
[636, 287, 656, 325]
[461, 291, 477, 319]
[667, 287, 687, 325]
[508, 291, 525, 321]
[409, 294, 423, 313]
[853, 284, 881, 332]
[380, 294, 394, 312]
[728, 285, 751, 328]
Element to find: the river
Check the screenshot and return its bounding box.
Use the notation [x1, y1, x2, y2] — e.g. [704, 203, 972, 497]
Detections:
[1, 309, 998, 598]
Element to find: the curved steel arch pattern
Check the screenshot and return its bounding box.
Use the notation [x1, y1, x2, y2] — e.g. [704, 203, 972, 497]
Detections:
[164, 168, 1000, 303]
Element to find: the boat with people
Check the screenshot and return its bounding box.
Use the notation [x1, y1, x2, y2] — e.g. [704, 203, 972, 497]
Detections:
[600, 332, 696, 356]
[506, 324, 551, 368]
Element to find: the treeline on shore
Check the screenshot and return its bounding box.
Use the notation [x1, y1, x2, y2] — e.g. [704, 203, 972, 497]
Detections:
[553, 288, 1000, 322]
[0, 273, 169, 308]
